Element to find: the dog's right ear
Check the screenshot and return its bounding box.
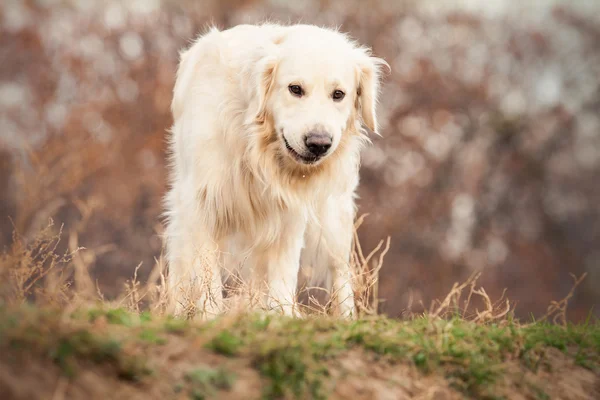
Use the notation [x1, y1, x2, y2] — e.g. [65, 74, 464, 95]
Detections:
[253, 54, 279, 125]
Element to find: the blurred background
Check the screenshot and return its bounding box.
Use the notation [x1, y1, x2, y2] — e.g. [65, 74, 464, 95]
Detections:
[1, 0, 599, 321]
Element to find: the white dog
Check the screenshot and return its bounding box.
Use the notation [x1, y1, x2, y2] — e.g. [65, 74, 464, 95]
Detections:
[163, 23, 387, 319]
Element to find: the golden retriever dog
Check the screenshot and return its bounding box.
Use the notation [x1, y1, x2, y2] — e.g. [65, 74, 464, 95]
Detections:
[164, 23, 387, 319]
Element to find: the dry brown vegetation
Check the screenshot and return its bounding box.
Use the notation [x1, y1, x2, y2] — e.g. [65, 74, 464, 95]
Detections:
[0, 215, 391, 320]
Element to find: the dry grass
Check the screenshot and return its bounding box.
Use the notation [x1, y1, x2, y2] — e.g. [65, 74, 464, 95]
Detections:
[427, 271, 512, 323]
[0, 214, 591, 325]
[538, 272, 588, 327]
[0, 214, 391, 320]
[0, 219, 74, 306]
[351, 213, 391, 316]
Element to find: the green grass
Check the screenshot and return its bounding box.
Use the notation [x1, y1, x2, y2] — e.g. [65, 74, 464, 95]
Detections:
[0, 305, 598, 399]
[182, 366, 237, 400]
[2, 306, 153, 381]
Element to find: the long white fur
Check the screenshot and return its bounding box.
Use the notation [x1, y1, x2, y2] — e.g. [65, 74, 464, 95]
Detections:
[164, 23, 387, 319]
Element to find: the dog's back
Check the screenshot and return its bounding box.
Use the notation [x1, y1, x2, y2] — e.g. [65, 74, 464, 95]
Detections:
[171, 24, 283, 121]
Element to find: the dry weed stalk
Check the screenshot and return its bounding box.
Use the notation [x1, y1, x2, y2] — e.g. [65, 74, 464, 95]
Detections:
[109, 255, 171, 317]
[146, 256, 170, 315]
[68, 198, 102, 299]
[0, 219, 76, 305]
[538, 272, 587, 326]
[350, 213, 391, 316]
[1, 213, 111, 314]
[121, 262, 144, 313]
[428, 271, 513, 323]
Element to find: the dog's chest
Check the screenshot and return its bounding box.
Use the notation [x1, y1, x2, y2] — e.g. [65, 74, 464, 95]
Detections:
[204, 174, 290, 240]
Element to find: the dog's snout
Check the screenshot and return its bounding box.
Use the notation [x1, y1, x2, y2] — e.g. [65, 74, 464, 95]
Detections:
[304, 132, 332, 157]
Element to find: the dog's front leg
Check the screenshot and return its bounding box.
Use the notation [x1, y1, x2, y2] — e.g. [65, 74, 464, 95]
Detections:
[324, 196, 356, 319]
[166, 217, 223, 320]
[264, 213, 306, 317]
[330, 251, 355, 319]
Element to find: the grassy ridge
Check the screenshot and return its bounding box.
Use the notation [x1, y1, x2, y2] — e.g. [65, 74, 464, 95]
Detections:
[1, 305, 598, 399]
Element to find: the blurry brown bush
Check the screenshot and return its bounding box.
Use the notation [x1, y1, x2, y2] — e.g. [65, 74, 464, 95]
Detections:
[1, 0, 599, 321]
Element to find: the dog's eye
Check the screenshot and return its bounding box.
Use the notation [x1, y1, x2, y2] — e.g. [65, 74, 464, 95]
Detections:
[288, 84, 303, 97]
[332, 90, 345, 101]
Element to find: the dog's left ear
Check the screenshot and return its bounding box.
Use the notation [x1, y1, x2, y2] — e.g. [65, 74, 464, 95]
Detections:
[355, 50, 389, 135]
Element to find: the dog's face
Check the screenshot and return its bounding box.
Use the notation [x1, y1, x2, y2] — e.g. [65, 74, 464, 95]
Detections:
[270, 51, 357, 165]
[254, 27, 386, 168]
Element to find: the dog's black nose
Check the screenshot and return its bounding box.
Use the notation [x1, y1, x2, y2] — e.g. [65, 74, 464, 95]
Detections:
[304, 133, 332, 157]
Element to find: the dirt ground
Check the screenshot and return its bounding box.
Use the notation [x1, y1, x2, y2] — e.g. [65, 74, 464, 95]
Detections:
[1, 345, 598, 400]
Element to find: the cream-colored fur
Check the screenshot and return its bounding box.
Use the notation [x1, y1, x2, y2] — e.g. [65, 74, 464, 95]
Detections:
[164, 23, 387, 319]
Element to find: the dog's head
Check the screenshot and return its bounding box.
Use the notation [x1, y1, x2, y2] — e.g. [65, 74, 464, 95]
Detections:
[252, 25, 388, 168]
